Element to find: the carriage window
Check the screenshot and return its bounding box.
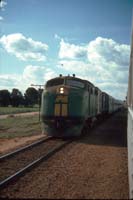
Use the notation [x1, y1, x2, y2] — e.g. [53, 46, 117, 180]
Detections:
[46, 78, 64, 87]
[66, 79, 85, 88]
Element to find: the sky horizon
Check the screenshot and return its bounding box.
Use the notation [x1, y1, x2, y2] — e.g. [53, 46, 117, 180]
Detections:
[0, 0, 132, 100]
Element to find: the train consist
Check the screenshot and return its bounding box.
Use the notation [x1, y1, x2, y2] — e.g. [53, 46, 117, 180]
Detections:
[40, 74, 122, 137]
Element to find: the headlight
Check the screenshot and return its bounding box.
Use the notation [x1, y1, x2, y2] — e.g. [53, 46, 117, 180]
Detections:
[59, 87, 64, 94]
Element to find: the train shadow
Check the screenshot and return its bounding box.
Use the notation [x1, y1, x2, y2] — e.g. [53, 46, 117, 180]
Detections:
[76, 109, 127, 148]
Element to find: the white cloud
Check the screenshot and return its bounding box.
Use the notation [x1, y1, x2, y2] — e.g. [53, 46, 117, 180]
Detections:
[23, 65, 45, 84]
[59, 39, 87, 59]
[0, 65, 57, 93]
[58, 60, 88, 72]
[20, 65, 57, 91]
[86, 37, 130, 99]
[54, 34, 61, 40]
[0, 74, 21, 91]
[0, 35, 130, 100]
[0, 0, 7, 11]
[43, 68, 57, 81]
[0, 33, 48, 61]
[0, 16, 4, 21]
[58, 37, 130, 100]
[87, 37, 130, 70]
[22, 65, 56, 85]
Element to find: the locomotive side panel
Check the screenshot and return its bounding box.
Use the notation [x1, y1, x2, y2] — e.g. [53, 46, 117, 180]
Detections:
[102, 92, 109, 115]
[68, 89, 88, 118]
[96, 88, 102, 118]
[41, 91, 55, 117]
[89, 86, 96, 117]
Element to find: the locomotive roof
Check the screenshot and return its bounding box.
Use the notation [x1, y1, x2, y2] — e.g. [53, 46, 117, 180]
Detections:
[85, 80, 94, 87]
[46, 76, 94, 86]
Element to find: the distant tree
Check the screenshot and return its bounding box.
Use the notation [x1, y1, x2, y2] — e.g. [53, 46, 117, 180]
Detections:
[0, 90, 11, 107]
[11, 88, 24, 107]
[24, 87, 38, 106]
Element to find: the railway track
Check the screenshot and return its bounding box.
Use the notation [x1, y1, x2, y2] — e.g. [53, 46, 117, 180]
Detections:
[0, 136, 72, 190]
[0, 136, 52, 159]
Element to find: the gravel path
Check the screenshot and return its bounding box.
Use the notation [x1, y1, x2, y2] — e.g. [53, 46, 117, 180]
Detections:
[0, 112, 39, 119]
[0, 109, 128, 199]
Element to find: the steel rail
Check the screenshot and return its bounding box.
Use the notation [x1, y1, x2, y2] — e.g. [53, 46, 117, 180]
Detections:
[0, 140, 72, 190]
[0, 136, 52, 161]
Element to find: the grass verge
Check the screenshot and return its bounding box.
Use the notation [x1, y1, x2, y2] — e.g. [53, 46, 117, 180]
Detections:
[0, 115, 42, 139]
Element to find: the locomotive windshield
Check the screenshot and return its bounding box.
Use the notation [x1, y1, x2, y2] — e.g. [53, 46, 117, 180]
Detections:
[46, 78, 64, 88]
[66, 79, 85, 88]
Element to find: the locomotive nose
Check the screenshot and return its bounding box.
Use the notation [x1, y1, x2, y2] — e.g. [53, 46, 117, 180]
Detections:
[54, 87, 69, 117]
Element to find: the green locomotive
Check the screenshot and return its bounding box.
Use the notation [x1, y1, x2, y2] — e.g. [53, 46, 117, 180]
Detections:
[40, 74, 122, 137]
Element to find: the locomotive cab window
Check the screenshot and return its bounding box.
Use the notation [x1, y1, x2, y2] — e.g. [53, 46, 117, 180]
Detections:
[46, 78, 64, 88]
[66, 79, 85, 88]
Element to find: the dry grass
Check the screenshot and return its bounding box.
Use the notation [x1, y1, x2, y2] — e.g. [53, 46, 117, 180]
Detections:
[0, 115, 42, 138]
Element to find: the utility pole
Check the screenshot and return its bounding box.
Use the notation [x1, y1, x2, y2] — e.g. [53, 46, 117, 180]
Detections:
[31, 84, 44, 121]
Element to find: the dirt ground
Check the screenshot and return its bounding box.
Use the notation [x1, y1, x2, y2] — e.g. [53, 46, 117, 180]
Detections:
[0, 134, 44, 155]
[0, 109, 129, 199]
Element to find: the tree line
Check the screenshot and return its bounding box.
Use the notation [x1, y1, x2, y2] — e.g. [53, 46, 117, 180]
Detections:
[0, 87, 43, 107]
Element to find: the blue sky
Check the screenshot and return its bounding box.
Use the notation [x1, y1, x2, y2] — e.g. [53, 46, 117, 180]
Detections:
[0, 0, 132, 100]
